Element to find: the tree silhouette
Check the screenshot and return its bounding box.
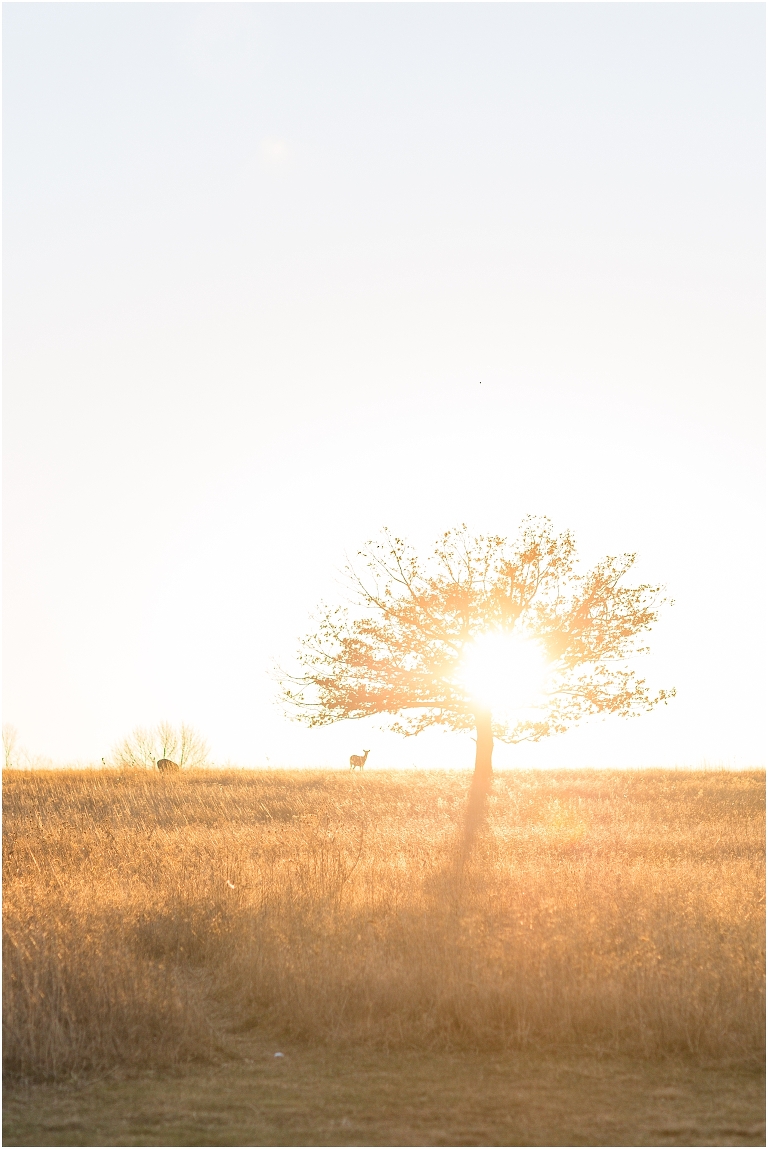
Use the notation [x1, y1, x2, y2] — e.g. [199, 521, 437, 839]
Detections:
[283, 518, 674, 785]
[110, 722, 209, 771]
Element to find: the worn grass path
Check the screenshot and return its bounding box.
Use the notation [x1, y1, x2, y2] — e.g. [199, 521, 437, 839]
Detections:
[4, 1040, 765, 1147]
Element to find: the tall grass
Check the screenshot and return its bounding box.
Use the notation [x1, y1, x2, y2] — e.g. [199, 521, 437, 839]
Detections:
[3, 767, 764, 1081]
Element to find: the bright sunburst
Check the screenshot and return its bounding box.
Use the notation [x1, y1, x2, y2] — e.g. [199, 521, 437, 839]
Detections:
[456, 631, 548, 716]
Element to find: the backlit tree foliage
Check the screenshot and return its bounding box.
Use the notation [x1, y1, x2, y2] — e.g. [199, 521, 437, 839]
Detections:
[283, 518, 674, 782]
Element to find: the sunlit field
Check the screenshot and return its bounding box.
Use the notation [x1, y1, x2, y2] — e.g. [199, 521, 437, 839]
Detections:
[4, 766, 764, 1093]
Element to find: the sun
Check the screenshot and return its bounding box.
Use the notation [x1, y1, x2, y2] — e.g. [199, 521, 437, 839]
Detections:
[455, 631, 548, 716]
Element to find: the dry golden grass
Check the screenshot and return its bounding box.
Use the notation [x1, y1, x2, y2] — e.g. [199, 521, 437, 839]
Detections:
[3, 767, 764, 1083]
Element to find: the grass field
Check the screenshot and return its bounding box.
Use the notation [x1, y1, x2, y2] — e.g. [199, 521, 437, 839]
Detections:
[4, 1045, 765, 1146]
[3, 766, 765, 1145]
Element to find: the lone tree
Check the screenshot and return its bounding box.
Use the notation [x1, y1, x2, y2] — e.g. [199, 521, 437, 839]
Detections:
[283, 518, 674, 784]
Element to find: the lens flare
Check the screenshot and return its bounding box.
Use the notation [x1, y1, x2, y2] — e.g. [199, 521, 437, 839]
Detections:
[456, 632, 548, 715]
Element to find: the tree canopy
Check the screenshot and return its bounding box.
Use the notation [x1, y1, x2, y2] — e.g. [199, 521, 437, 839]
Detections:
[282, 518, 674, 780]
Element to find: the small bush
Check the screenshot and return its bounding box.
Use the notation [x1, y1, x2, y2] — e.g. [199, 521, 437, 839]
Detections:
[109, 722, 209, 770]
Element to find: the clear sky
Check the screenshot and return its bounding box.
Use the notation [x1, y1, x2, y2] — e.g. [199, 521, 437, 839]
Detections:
[3, 3, 765, 769]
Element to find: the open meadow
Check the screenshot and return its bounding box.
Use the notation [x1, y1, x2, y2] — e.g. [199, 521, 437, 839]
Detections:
[3, 766, 765, 1146]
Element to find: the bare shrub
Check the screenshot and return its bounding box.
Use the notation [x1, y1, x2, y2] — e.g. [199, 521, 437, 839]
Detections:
[2, 727, 52, 771]
[3, 725, 20, 769]
[110, 722, 209, 770]
[3, 768, 764, 1082]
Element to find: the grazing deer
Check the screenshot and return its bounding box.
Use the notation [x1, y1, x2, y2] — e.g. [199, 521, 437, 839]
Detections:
[349, 750, 370, 772]
[157, 758, 180, 773]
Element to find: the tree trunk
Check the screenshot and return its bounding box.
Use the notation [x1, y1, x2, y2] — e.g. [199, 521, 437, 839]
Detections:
[473, 709, 493, 785]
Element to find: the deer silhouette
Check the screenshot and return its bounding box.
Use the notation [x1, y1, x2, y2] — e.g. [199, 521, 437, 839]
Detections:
[349, 750, 370, 772]
[157, 758, 180, 773]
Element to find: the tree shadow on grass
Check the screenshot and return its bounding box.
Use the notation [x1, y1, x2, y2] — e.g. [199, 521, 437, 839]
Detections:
[422, 774, 493, 912]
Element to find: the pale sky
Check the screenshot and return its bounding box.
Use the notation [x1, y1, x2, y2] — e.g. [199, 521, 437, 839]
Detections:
[3, 3, 765, 769]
